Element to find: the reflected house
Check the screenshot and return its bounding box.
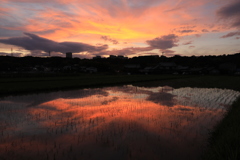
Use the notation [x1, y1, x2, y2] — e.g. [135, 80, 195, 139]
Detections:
[66, 52, 72, 58]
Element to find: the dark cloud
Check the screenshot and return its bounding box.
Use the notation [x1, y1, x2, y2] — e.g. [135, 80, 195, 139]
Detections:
[139, 52, 160, 56]
[0, 33, 108, 55]
[217, 1, 240, 28]
[95, 34, 179, 57]
[146, 92, 176, 107]
[178, 29, 195, 33]
[161, 49, 177, 57]
[0, 33, 180, 58]
[25, 50, 64, 57]
[101, 36, 119, 44]
[146, 34, 179, 50]
[0, 52, 9, 56]
[0, 28, 23, 37]
[96, 46, 152, 57]
[33, 29, 58, 35]
[162, 49, 175, 56]
[182, 41, 192, 45]
[212, 30, 219, 32]
[179, 25, 196, 29]
[202, 29, 209, 32]
[221, 31, 240, 38]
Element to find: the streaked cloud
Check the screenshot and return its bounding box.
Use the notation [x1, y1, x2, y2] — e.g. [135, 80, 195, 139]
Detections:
[0, 0, 240, 57]
[96, 46, 153, 57]
[0, 52, 23, 57]
[0, 32, 182, 58]
[182, 41, 193, 45]
[202, 29, 209, 32]
[217, 1, 240, 28]
[178, 30, 196, 34]
[101, 36, 119, 45]
[189, 46, 195, 49]
[221, 31, 240, 38]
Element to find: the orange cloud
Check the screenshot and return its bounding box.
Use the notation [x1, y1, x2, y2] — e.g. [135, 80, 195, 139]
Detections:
[1, 0, 239, 56]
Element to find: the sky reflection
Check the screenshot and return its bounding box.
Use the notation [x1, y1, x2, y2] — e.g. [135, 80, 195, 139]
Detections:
[0, 85, 239, 160]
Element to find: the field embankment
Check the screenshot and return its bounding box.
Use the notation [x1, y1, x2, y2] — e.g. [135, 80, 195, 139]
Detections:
[0, 74, 183, 96]
[201, 97, 240, 160]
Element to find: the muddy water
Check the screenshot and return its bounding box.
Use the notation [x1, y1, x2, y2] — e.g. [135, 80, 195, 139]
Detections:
[0, 85, 239, 160]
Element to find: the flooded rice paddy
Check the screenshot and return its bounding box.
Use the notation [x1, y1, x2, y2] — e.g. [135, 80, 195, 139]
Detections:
[0, 85, 239, 160]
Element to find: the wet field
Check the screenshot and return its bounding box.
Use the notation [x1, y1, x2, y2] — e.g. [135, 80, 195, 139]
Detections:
[0, 85, 239, 160]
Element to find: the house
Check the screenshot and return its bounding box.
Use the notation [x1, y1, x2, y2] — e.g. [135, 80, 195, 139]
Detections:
[85, 67, 97, 73]
[140, 67, 154, 74]
[207, 67, 220, 75]
[152, 62, 177, 74]
[124, 64, 141, 74]
[190, 68, 204, 74]
[176, 65, 189, 74]
[234, 68, 240, 75]
[63, 65, 72, 71]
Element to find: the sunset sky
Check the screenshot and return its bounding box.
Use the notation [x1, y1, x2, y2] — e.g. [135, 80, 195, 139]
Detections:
[0, 0, 240, 58]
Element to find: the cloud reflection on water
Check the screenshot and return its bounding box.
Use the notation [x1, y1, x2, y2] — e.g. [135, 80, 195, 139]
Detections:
[0, 85, 239, 160]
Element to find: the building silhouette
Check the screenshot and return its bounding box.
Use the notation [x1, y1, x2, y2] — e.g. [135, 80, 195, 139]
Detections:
[66, 52, 72, 58]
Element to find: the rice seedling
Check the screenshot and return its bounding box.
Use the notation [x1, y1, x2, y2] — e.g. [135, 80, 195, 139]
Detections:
[0, 85, 239, 160]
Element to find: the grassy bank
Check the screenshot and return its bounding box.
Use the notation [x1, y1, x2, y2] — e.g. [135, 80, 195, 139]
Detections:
[202, 97, 240, 160]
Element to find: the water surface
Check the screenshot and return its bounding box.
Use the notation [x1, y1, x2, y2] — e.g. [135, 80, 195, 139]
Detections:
[0, 85, 239, 160]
